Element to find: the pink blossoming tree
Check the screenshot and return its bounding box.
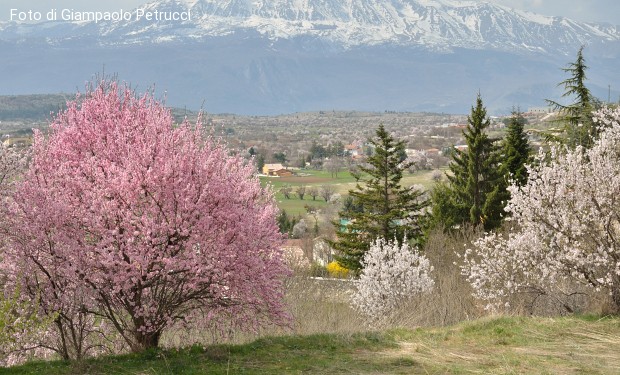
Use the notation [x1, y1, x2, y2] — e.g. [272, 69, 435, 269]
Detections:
[2, 80, 289, 357]
[0, 144, 48, 366]
[462, 107, 620, 313]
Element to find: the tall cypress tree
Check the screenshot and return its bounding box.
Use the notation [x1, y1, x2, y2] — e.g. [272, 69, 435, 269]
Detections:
[501, 110, 531, 187]
[547, 46, 597, 149]
[331, 125, 428, 272]
[430, 94, 507, 231]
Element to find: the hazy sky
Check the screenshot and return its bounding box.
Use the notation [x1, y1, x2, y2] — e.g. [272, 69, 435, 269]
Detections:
[2, 0, 619, 25]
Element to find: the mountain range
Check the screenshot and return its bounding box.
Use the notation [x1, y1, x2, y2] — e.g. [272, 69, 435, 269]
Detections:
[1, 0, 619, 115]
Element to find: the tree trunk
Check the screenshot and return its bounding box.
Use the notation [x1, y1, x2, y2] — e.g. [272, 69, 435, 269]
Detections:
[133, 330, 162, 352]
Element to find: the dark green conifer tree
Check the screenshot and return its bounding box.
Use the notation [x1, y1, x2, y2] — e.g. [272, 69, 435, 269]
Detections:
[430, 94, 507, 231]
[501, 110, 531, 187]
[255, 154, 265, 173]
[547, 46, 598, 149]
[331, 125, 428, 272]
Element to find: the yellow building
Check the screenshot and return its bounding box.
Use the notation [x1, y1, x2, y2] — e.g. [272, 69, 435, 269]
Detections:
[2, 136, 32, 148]
[263, 163, 286, 176]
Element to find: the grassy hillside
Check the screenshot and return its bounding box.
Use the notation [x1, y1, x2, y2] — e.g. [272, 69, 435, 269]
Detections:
[0, 94, 71, 121]
[4, 315, 619, 374]
[0, 94, 195, 124]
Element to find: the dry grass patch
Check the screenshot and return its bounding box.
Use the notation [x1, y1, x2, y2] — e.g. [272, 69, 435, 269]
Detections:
[5, 316, 620, 374]
[382, 316, 620, 374]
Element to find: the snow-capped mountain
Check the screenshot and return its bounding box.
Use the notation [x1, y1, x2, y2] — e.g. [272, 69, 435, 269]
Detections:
[0, 0, 619, 114]
[2, 0, 619, 53]
[168, 0, 620, 54]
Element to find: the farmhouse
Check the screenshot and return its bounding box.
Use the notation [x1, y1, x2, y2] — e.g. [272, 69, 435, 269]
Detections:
[274, 169, 293, 177]
[262, 163, 293, 176]
[344, 143, 363, 157]
[2, 136, 32, 148]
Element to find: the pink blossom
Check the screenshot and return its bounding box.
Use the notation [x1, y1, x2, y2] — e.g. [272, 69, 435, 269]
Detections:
[2, 80, 290, 356]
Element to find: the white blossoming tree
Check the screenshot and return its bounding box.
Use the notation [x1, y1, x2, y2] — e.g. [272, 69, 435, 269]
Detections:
[0, 143, 26, 197]
[462, 107, 620, 312]
[351, 237, 434, 323]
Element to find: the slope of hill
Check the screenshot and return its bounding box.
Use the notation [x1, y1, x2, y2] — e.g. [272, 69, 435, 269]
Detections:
[4, 316, 620, 374]
[0, 94, 69, 121]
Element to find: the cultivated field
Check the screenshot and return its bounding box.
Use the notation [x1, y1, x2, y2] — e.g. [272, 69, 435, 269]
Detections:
[262, 169, 438, 215]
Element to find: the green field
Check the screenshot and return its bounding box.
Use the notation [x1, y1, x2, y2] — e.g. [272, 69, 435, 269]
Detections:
[6, 315, 619, 374]
[261, 169, 438, 216]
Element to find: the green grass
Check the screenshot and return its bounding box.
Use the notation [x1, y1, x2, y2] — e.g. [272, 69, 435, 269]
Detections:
[5, 315, 620, 374]
[262, 169, 438, 216]
[273, 197, 329, 216]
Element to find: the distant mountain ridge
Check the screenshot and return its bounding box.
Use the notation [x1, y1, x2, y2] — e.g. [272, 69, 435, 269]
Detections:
[0, 0, 618, 115]
[2, 0, 619, 54]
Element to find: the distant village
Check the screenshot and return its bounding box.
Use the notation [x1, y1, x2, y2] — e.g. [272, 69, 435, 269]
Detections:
[214, 107, 555, 177]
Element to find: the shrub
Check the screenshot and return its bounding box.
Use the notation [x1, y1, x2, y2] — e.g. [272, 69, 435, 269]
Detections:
[326, 261, 350, 279]
[351, 237, 434, 324]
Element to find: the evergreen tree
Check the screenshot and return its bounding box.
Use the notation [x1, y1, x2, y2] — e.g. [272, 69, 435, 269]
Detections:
[547, 46, 597, 149]
[501, 110, 531, 187]
[430, 94, 507, 231]
[342, 195, 364, 215]
[276, 210, 298, 235]
[331, 125, 428, 272]
[255, 154, 265, 173]
[273, 152, 288, 165]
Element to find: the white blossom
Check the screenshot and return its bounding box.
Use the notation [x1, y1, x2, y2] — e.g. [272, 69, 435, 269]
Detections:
[291, 219, 307, 239]
[351, 237, 434, 322]
[462, 106, 620, 311]
[0, 144, 27, 197]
